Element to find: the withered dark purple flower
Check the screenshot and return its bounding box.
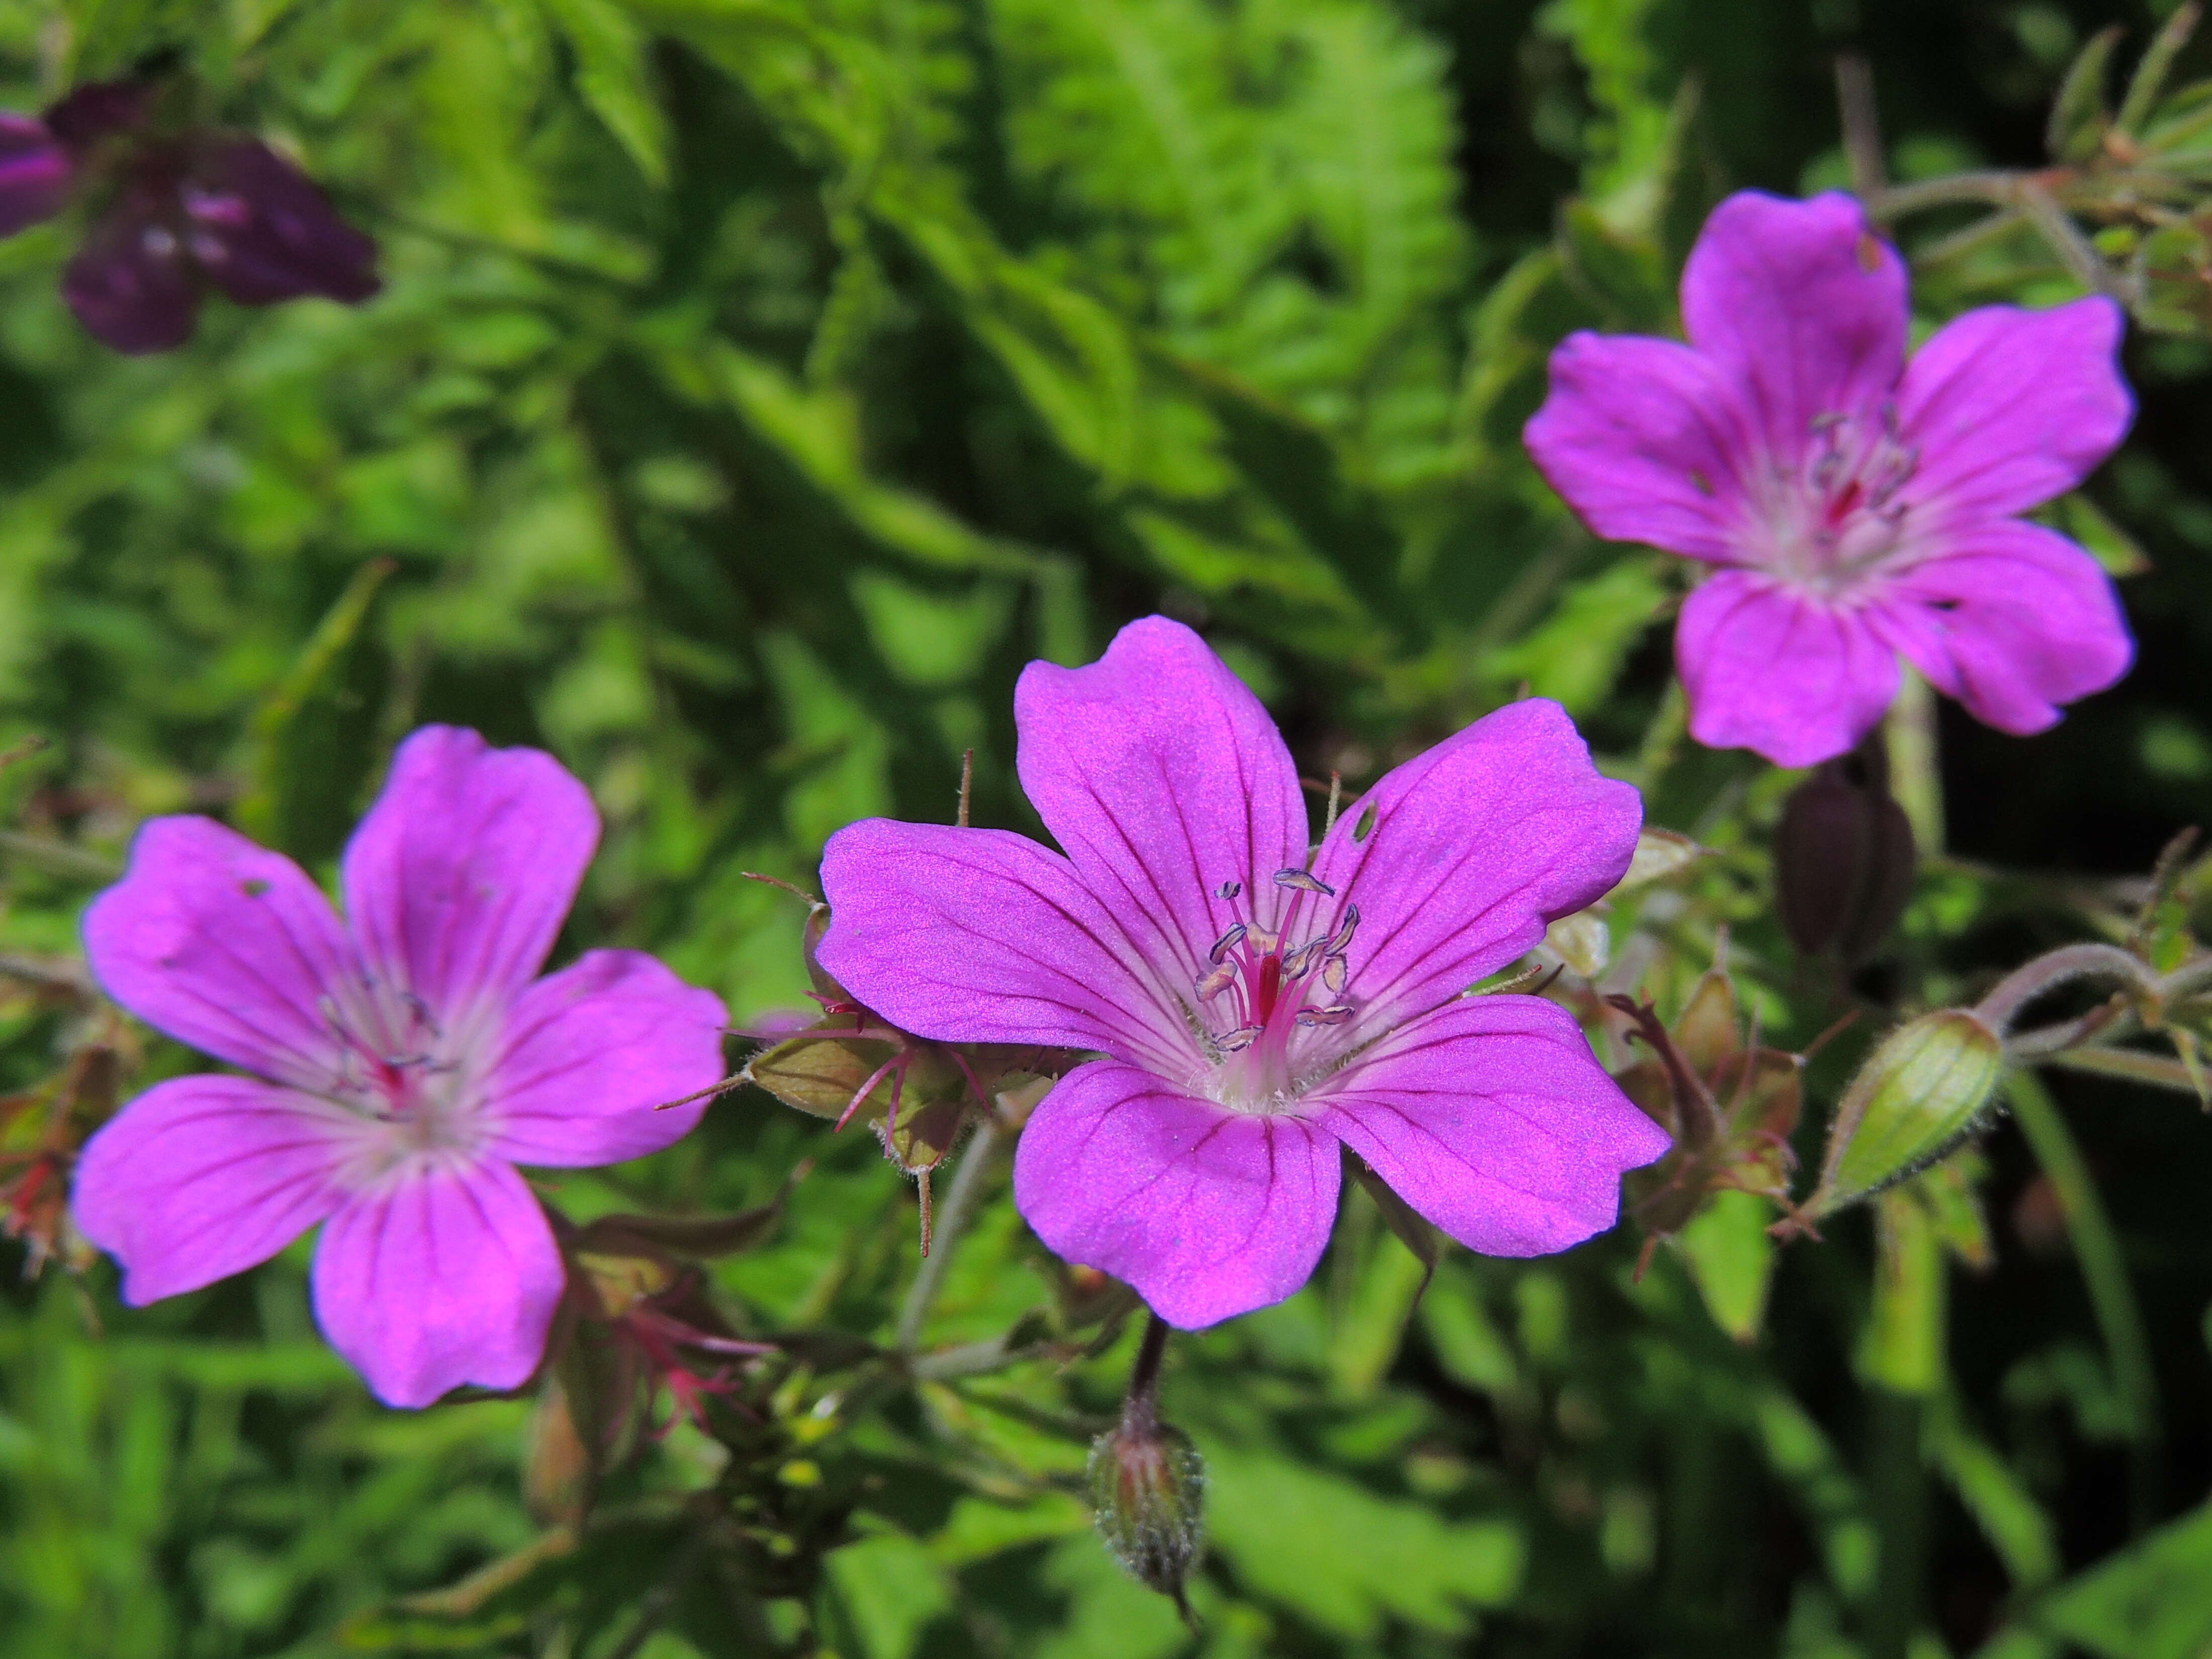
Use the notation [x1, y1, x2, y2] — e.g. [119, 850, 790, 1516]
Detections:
[0, 77, 379, 354]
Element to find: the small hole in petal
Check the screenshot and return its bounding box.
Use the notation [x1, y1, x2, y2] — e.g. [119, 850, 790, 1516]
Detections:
[241, 878, 271, 897]
[1353, 803, 1377, 844]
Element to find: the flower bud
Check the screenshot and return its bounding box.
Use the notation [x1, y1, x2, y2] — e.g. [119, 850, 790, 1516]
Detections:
[1087, 1416, 1206, 1614]
[1774, 766, 1915, 964]
[1810, 1010, 2003, 1216]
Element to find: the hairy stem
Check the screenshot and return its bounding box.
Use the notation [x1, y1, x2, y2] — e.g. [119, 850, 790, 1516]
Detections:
[1121, 1311, 1172, 1438]
[1975, 943, 2154, 1040]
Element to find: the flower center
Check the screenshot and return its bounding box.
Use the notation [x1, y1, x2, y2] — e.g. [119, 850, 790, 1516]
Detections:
[1752, 403, 1922, 597]
[1193, 869, 1361, 1111]
[315, 977, 490, 1162]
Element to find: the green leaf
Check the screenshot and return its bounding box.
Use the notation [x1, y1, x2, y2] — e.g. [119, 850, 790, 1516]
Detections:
[2117, 4, 2201, 135]
[2047, 25, 2123, 163]
[1486, 557, 1668, 713]
[1205, 1445, 1523, 1637]
[541, 0, 674, 183]
[1998, 1501, 2212, 1658]
[1677, 1189, 1777, 1343]
[825, 1532, 954, 1659]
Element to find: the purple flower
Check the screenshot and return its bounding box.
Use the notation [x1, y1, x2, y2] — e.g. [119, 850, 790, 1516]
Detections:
[70, 727, 727, 1408]
[0, 114, 71, 235]
[0, 77, 379, 354]
[815, 618, 1669, 1329]
[1525, 190, 2135, 768]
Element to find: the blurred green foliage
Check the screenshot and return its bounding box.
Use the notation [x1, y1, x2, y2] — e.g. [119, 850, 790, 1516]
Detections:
[5, 0, 2212, 1656]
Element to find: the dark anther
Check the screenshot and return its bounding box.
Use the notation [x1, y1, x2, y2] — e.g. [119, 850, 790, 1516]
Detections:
[1273, 869, 1335, 895]
[1208, 924, 1247, 964]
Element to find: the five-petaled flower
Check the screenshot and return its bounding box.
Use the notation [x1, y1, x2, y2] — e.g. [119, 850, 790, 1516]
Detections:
[70, 726, 727, 1408]
[0, 76, 379, 354]
[815, 617, 1670, 1329]
[1525, 190, 2135, 768]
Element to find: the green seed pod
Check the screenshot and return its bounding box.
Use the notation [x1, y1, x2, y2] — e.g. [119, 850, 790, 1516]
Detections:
[1811, 1010, 2005, 1217]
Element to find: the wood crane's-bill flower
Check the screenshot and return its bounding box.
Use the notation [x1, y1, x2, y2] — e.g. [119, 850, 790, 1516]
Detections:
[816, 617, 1669, 1328]
[71, 726, 726, 1407]
[1525, 190, 2134, 767]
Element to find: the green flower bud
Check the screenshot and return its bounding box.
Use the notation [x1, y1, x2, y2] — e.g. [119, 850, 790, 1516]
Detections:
[1811, 1010, 2004, 1216]
[1087, 1416, 1206, 1615]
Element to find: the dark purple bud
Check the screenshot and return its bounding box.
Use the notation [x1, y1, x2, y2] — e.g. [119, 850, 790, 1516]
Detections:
[41, 78, 155, 150]
[61, 189, 201, 353]
[1775, 762, 1916, 964]
[182, 139, 378, 307]
[0, 115, 71, 236]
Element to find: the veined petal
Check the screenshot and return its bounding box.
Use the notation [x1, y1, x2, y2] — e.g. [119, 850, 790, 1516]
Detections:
[62, 193, 201, 354]
[342, 726, 598, 1039]
[1313, 996, 1669, 1257]
[1013, 616, 1308, 988]
[1680, 191, 1908, 467]
[1308, 698, 1639, 1035]
[817, 820, 1201, 1078]
[1896, 298, 2132, 520]
[1525, 332, 1757, 562]
[483, 949, 727, 1168]
[0, 114, 71, 236]
[1867, 519, 2133, 736]
[83, 816, 354, 1090]
[186, 139, 380, 308]
[311, 1154, 563, 1409]
[71, 1075, 358, 1304]
[1011, 1059, 1340, 1329]
[1676, 571, 1899, 766]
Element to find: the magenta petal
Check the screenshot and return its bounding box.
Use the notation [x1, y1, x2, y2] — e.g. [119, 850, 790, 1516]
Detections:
[1013, 616, 1308, 988]
[71, 1075, 358, 1304]
[0, 114, 71, 236]
[1896, 298, 2132, 520]
[817, 819, 1201, 1076]
[1011, 1059, 1340, 1329]
[483, 949, 727, 1167]
[186, 139, 380, 307]
[62, 194, 202, 353]
[1676, 571, 1899, 766]
[1308, 698, 1639, 1033]
[311, 1156, 563, 1408]
[83, 816, 354, 1090]
[342, 727, 599, 1037]
[1679, 192, 1908, 465]
[1868, 520, 2134, 735]
[1314, 995, 1668, 1257]
[1524, 332, 1756, 561]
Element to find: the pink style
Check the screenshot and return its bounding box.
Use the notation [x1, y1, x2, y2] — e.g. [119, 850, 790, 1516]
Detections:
[814, 617, 1669, 1330]
[1526, 190, 2135, 768]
